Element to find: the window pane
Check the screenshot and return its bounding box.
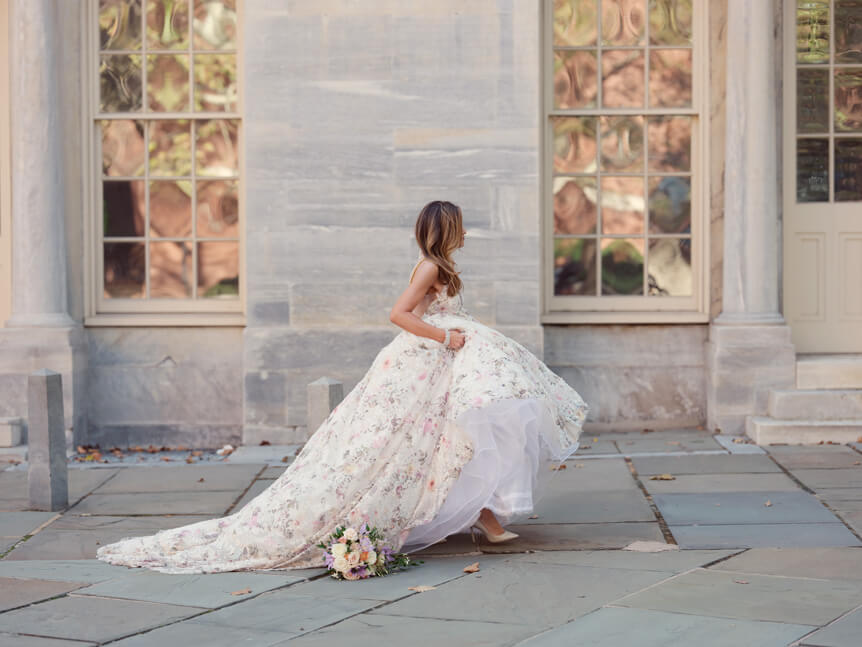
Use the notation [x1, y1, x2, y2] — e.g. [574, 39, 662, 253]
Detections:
[835, 138, 862, 201]
[601, 238, 644, 295]
[600, 115, 644, 172]
[149, 119, 192, 176]
[647, 115, 691, 171]
[648, 176, 690, 233]
[104, 242, 145, 298]
[554, 238, 597, 295]
[554, 177, 597, 234]
[149, 180, 192, 237]
[146, 54, 190, 112]
[835, 69, 862, 132]
[104, 180, 145, 236]
[554, 50, 598, 109]
[146, 0, 189, 50]
[100, 0, 142, 50]
[602, 49, 644, 108]
[553, 0, 598, 47]
[797, 137, 829, 202]
[100, 54, 143, 112]
[194, 0, 238, 50]
[797, 68, 829, 133]
[835, 0, 862, 63]
[601, 176, 644, 234]
[601, 0, 645, 46]
[197, 180, 239, 237]
[150, 241, 193, 297]
[101, 119, 145, 176]
[648, 237, 691, 296]
[194, 54, 238, 112]
[648, 49, 692, 108]
[552, 117, 598, 173]
[198, 241, 239, 298]
[649, 0, 692, 46]
[196, 119, 239, 176]
[797, 0, 830, 64]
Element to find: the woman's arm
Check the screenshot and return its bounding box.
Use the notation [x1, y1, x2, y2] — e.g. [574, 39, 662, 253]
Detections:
[389, 261, 447, 343]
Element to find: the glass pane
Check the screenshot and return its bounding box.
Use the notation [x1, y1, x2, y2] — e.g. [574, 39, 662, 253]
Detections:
[146, 0, 189, 50]
[648, 176, 690, 233]
[552, 117, 598, 173]
[835, 0, 862, 63]
[100, 0, 142, 50]
[601, 238, 644, 295]
[835, 138, 862, 201]
[146, 54, 190, 112]
[194, 0, 238, 50]
[602, 49, 644, 108]
[647, 115, 691, 171]
[100, 54, 143, 112]
[104, 242, 145, 298]
[149, 180, 192, 237]
[648, 49, 692, 108]
[797, 68, 829, 133]
[797, 137, 829, 202]
[149, 119, 191, 176]
[198, 241, 239, 298]
[196, 119, 239, 176]
[101, 119, 145, 176]
[150, 241, 193, 297]
[197, 180, 239, 237]
[601, 0, 645, 45]
[797, 0, 830, 64]
[648, 238, 692, 296]
[600, 115, 644, 172]
[835, 69, 862, 132]
[194, 54, 238, 112]
[649, 0, 692, 46]
[553, 0, 598, 47]
[103, 180, 145, 236]
[554, 177, 597, 234]
[554, 238, 597, 295]
[601, 176, 644, 234]
[554, 50, 598, 109]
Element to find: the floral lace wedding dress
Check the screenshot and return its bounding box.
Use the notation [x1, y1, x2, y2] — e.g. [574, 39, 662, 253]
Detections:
[96, 254, 588, 574]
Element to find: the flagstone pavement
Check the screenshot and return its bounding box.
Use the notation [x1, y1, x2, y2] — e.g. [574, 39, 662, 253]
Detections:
[1, 430, 861, 646]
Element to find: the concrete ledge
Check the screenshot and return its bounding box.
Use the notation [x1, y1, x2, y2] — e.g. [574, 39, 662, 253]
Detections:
[746, 417, 862, 445]
[768, 389, 862, 420]
[0, 417, 24, 447]
[797, 355, 862, 389]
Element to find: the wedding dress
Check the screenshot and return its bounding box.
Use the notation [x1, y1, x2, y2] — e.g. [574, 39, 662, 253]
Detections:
[96, 254, 588, 574]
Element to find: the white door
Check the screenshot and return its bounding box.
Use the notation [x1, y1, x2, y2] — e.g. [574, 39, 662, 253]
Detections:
[784, 0, 862, 352]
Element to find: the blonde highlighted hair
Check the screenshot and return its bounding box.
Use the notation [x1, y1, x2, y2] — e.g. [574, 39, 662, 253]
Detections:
[414, 200, 463, 297]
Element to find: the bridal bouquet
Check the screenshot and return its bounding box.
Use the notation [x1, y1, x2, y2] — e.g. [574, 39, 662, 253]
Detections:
[317, 522, 419, 580]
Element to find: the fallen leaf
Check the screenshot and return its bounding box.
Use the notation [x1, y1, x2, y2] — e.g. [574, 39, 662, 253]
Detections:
[175, 445, 189, 451]
[734, 580, 749, 585]
[574, 463, 585, 468]
[260, 440, 271, 446]
[551, 463, 567, 471]
[281, 456, 291, 463]
[592, 437, 598, 442]
[185, 457, 196, 464]
[528, 515, 539, 519]
[463, 562, 480, 573]
[408, 585, 436, 592]
[580, 445, 592, 450]
[696, 425, 705, 431]
[198, 477, 205, 482]
[854, 461, 861, 466]
[161, 456, 172, 462]
[764, 500, 772, 507]
[230, 588, 252, 596]
[650, 473, 676, 480]
[732, 438, 747, 444]
[642, 428, 655, 433]
[191, 450, 203, 457]
[666, 441, 681, 446]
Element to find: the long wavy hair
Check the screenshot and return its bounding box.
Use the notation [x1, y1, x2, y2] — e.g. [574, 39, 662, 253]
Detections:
[414, 200, 464, 297]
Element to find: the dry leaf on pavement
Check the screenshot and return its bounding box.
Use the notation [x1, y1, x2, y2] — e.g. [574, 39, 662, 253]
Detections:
[734, 580, 749, 585]
[408, 585, 436, 592]
[230, 588, 252, 595]
[463, 562, 480, 573]
[551, 464, 567, 471]
[650, 473, 676, 480]
[764, 500, 772, 507]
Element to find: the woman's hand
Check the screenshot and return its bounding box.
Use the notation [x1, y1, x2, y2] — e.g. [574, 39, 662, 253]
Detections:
[447, 328, 466, 350]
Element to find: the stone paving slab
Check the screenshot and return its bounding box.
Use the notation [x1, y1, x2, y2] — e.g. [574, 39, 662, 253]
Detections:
[824, 499, 862, 513]
[221, 445, 302, 464]
[524, 489, 655, 524]
[652, 491, 841, 525]
[535, 458, 639, 492]
[711, 547, 862, 581]
[670, 522, 861, 549]
[0, 559, 139, 583]
[411, 532, 478, 557]
[631, 454, 781, 475]
[515, 606, 813, 647]
[3, 528, 165, 561]
[233, 479, 271, 509]
[69, 490, 240, 515]
[615, 567, 862, 626]
[110, 619, 294, 646]
[0, 594, 207, 643]
[46, 514, 216, 531]
[800, 606, 862, 647]
[572, 439, 619, 455]
[842, 511, 862, 533]
[817, 488, 862, 501]
[260, 466, 288, 479]
[0, 469, 119, 511]
[793, 468, 862, 490]
[713, 435, 766, 454]
[0, 634, 97, 647]
[642, 472, 799, 494]
[766, 446, 862, 469]
[477, 522, 665, 552]
[0, 577, 88, 613]
[508, 549, 740, 572]
[93, 464, 264, 494]
[0, 538, 18, 554]
[0, 511, 57, 537]
[612, 434, 724, 453]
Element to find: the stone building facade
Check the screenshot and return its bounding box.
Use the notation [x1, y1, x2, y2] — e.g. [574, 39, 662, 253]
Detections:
[1, 0, 860, 449]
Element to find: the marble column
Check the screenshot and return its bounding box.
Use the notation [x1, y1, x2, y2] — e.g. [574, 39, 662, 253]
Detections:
[706, 0, 795, 435]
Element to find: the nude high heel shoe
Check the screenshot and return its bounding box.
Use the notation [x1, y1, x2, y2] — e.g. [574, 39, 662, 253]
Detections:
[471, 518, 519, 543]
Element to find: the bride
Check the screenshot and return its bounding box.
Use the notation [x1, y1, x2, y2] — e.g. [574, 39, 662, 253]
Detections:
[96, 200, 588, 574]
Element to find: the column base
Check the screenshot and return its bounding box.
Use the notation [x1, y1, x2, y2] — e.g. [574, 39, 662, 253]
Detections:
[706, 320, 796, 435]
[0, 325, 88, 448]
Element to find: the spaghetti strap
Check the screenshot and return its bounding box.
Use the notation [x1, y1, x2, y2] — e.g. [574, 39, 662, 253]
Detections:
[409, 255, 425, 285]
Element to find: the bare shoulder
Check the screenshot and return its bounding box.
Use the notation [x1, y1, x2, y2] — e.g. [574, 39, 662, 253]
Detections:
[410, 258, 439, 284]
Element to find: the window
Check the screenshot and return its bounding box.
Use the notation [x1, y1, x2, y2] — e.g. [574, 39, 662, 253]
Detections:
[542, 0, 707, 322]
[87, 0, 243, 324]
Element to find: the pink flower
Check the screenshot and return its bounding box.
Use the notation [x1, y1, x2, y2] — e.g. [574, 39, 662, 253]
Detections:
[423, 419, 433, 434]
[418, 372, 427, 381]
[383, 358, 391, 369]
[474, 396, 483, 406]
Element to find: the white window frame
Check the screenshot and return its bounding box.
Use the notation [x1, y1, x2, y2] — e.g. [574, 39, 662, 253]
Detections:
[82, 0, 246, 327]
[540, 0, 710, 324]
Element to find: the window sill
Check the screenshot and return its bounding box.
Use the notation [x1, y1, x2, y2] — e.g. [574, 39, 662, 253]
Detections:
[540, 311, 710, 325]
[85, 312, 246, 327]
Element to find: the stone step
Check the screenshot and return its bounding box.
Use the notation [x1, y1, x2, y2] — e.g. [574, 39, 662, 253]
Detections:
[768, 389, 862, 420]
[797, 354, 862, 389]
[0, 417, 24, 448]
[746, 416, 862, 445]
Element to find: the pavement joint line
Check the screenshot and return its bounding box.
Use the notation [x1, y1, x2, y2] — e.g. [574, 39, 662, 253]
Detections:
[571, 449, 731, 460]
[623, 456, 677, 547]
[222, 464, 271, 515]
[703, 567, 862, 584]
[787, 599, 862, 647]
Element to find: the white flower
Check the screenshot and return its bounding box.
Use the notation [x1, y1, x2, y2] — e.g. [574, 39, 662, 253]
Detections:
[366, 550, 377, 565]
[377, 553, 386, 566]
[333, 556, 348, 572]
[346, 550, 360, 566]
[344, 527, 358, 541]
[331, 543, 347, 557]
